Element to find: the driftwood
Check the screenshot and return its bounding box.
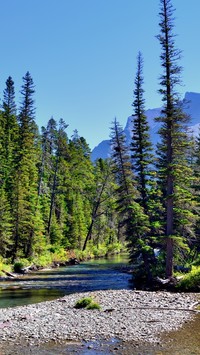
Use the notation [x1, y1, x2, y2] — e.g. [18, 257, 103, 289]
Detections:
[2, 270, 16, 278]
[155, 276, 178, 286]
[104, 306, 200, 313]
[20, 265, 35, 274]
[66, 258, 80, 266]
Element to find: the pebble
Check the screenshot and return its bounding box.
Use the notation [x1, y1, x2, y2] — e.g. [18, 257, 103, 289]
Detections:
[0, 289, 198, 349]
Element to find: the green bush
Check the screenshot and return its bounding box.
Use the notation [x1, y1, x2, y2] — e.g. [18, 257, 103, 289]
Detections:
[13, 262, 25, 273]
[106, 242, 123, 254]
[32, 253, 52, 267]
[177, 266, 200, 291]
[13, 258, 31, 272]
[74, 297, 93, 309]
[0, 257, 12, 275]
[74, 297, 101, 310]
[86, 302, 101, 310]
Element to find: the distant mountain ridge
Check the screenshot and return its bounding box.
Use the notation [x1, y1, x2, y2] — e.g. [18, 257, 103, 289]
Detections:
[91, 92, 200, 161]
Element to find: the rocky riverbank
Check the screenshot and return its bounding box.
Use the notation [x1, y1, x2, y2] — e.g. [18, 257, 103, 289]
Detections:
[0, 290, 199, 354]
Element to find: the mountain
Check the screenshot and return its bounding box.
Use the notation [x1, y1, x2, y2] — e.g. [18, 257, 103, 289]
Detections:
[91, 92, 200, 161]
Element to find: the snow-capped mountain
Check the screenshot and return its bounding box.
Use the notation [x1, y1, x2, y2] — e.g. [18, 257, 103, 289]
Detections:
[91, 92, 200, 161]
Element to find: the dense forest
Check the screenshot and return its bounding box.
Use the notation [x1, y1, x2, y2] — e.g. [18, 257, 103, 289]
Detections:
[0, 0, 200, 289]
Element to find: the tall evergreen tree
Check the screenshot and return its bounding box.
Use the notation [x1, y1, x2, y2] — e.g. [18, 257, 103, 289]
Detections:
[0, 77, 18, 258]
[47, 118, 69, 244]
[66, 133, 94, 249]
[110, 118, 150, 280]
[82, 158, 117, 251]
[189, 132, 200, 260]
[2, 76, 18, 197]
[131, 52, 160, 280]
[12, 72, 43, 260]
[131, 51, 154, 212]
[156, 0, 196, 277]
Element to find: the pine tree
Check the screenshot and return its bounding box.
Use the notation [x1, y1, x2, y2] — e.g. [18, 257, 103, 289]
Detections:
[38, 118, 58, 232]
[47, 118, 69, 245]
[2, 77, 19, 198]
[110, 118, 150, 281]
[66, 133, 94, 249]
[131, 51, 154, 212]
[0, 186, 13, 257]
[131, 52, 161, 279]
[0, 77, 19, 258]
[189, 132, 200, 261]
[12, 72, 43, 260]
[156, 0, 196, 277]
[82, 158, 116, 251]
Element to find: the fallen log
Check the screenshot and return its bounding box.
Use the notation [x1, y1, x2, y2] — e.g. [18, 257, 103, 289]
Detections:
[2, 270, 16, 278]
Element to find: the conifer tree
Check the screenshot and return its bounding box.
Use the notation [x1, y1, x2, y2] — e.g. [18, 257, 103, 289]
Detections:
[0, 186, 13, 257]
[82, 158, 116, 251]
[131, 51, 154, 213]
[190, 132, 200, 260]
[131, 52, 161, 279]
[0, 77, 19, 258]
[47, 118, 69, 244]
[110, 118, 150, 280]
[66, 133, 94, 249]
[2, 77, 19, 199]
[12, 72, 43, 259]
[156, 0, 196, 277]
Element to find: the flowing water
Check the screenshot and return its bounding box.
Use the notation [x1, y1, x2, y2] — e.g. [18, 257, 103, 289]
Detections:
[0, 254, 131, 308]
[0, 254, 199, 354]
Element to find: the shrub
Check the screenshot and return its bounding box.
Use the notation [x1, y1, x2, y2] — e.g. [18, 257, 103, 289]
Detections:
[74, 297, 93, 309]
[86, 302, 101, 310]
[13, 262, 25, 273]
[13, 258, 31, 272]
[0, 257, 12, 275]
[177, 266, 200, 291]
[74, 297, 101, 310]
[32, 253, 52, 268]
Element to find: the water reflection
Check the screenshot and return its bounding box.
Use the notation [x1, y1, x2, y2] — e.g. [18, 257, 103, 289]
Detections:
[0, 288, 65, 308]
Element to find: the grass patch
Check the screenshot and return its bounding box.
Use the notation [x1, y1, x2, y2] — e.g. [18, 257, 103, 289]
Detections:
[0, 257, 12, 276]
[86, 302, 101, 310]
[74, 297, 101, 310]
[74, 297, 93, 309]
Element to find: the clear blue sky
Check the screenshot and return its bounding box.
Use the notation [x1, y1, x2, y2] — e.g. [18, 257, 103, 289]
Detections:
[0, 0, 199, 149]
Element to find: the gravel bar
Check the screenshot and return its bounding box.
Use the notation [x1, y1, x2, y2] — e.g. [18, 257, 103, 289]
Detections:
[0, 290, 198, 348]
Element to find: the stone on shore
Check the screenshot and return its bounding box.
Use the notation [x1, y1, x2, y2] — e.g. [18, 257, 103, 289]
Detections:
[0, 289, 198, 349]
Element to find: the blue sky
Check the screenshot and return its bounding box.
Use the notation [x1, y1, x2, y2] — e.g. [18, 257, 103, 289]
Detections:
[0, 0, 199, 149]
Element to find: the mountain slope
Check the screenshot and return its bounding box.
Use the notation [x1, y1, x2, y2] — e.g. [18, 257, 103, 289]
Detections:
[91, 92, 200, 161]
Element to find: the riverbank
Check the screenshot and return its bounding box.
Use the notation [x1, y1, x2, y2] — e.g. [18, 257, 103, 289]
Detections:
[0, 289, 199, 354]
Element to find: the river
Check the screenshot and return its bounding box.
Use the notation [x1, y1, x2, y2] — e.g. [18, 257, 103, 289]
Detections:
[0, 254, 199, 355]
[0, 254, 131, 308]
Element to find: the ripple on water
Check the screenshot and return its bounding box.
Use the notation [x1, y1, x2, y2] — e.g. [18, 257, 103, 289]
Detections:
[0, 255, 132, 308]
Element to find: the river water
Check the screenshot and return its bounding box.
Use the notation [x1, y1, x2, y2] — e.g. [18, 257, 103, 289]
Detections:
[0, 254, 199, 355]
[0, 254, 131, 308]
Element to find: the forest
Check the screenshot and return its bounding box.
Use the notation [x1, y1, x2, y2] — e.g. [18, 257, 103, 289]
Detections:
[0, 0, 199, 290]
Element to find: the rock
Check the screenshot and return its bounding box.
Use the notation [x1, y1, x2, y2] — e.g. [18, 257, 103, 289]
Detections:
[0, 290, 198, 349]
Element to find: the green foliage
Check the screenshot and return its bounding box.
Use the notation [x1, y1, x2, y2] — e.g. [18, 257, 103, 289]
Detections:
[31, 245, 68, 267]
[192, 255, 200, 266]
[13, 258, 30, 273]
[155, 0, 197, 278]
[177, 266, 200, 291]
[0, 8, 199, 282]
[86, 302, 101, 310]
[0, 257, 12, 275]
[74, 297, 101, 310]
[31, 253, 53, 268]
[74, 297, 93, 309]
[106, 242, 123, 255]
